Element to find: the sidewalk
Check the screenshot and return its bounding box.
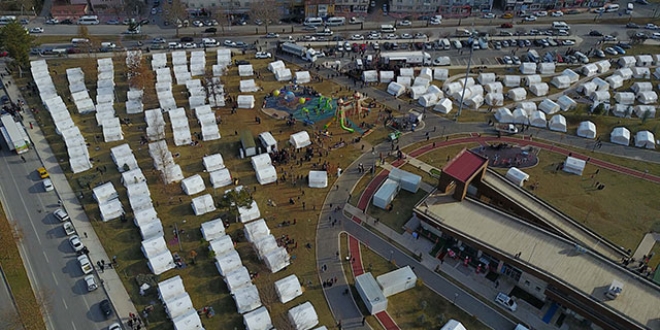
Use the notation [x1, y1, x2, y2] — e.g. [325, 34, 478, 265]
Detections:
[0, 62, 138, 328]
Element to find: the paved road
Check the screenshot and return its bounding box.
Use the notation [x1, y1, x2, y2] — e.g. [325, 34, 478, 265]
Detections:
[0, 263, 21, 329]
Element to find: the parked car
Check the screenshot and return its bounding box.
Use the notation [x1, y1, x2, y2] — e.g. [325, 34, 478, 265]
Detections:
[512, 56, 521, 65]
[589, 30, 603, 36]
[503, 56, 513, 64]
[204, 27, 217, 33]
[612, 45, 626, 54]
[46, 18, 60, 24]
[181, 36, 194, 42]
[43, 178, 53, 192]
[593, 49, 606, 58]
[398, 20, 412, 26]
[183, 42, 197, 49]
[255, 52, 272, 59]
[69, 235, 84, 252]
[535, 11, 548, 16]
[495, 293, 518, 312]
[626, 22, 640, 28]
[78, 255, 93, 274]
[85, 275, 98, 291]
[604, 47, 618, 55]
[99, 299, 113, 319]
[400, 33, 413, 39]
[152, 37, 167, 44]
[616, 42, 632, 49]
[551, 11, 564, 17]
[645, 23, 659, 30]
[483, 13, 496, 19]
[602, 35, 617, 41]
[523, 16, 537, 21]
[350, 34, 364, 40]
[265, 32, 279, 38]
[414, 33, 427, 39]
[54, 208, 70, 222]
[501, 23, 513, 28]
[63, 221, 76, 235]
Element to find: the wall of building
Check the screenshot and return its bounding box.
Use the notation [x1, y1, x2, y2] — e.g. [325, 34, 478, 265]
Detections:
[518, 272, 548, 301]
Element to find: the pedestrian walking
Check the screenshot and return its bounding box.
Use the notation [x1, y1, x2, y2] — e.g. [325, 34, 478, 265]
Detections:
[84, 232, 88, 238]
[20, 156, 25, 162]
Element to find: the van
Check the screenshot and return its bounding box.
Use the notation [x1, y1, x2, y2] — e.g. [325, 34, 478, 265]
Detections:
[440, 38, 451, 50]
[366, 55, 373, 65]
[626, 2, 634, 14]
[355, 59, 363, 69]
[326, 17, 346, 26]
[451, 39, 462, 49]
[100, 42, 116, 49]
[304, 17, 324, 26]
[551, 21, 570, 30]
[380, 24, 396, 33]
[605, 4, 620, 12]
[202, 38, 219, 47]
[77, 15, 99, 25]
[456, 28, 471, 36]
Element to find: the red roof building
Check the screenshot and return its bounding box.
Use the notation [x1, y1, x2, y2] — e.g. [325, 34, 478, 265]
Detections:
[50, 4, 88, 20]
[439, 149, 488, 200]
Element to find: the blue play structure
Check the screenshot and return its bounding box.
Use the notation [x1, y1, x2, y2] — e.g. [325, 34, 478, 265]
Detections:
[265, 88, 337, 125]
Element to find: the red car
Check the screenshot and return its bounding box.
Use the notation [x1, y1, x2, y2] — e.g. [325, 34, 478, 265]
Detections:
[0, 51, 8, 57]
[500, 23, 513, 28]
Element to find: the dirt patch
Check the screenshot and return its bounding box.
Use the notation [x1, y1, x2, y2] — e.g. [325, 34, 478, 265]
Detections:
[261, 107, 289, 120]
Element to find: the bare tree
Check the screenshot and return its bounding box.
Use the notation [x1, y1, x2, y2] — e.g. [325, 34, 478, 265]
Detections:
[163, 0, 188, 36]
[250, 0, 282, 34]
[124, 0, 146, 18]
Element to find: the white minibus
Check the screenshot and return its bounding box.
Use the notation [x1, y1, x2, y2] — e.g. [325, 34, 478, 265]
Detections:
[326, 17, 345, 26]
[380, 24, 396, 33]
[303, 17, 324, 26]
[77, 15, 100, 25]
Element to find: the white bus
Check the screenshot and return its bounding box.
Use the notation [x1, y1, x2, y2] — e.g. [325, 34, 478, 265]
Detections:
[71, 38, 90, 45]
[77, 15, 100, 25]
[326, 17, 346, 26]
[303, 17, 324, 27]
[380, 24, 396, 33]
[0, 16, 16, 25]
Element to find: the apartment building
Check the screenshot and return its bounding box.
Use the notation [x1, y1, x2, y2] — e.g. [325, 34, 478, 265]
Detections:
[334, 0, 370, 16]
[182, 0, 303, 16]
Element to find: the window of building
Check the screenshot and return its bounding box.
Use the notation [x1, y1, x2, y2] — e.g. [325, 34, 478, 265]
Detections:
[535, 286, 542, 292]
[525, 280, 530, 286]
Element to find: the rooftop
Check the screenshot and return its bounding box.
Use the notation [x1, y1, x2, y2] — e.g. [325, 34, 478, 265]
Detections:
[442, 149, 488, 183]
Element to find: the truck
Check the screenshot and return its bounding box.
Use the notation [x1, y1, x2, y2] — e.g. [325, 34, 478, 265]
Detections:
[379, 51, 432, 66]
[0, 114, 30, 154]
[494, 124, 519, 134]
[280, 42, 307, 58]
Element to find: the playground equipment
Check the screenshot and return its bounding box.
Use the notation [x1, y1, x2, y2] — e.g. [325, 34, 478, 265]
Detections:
[326, 92, 370, 133]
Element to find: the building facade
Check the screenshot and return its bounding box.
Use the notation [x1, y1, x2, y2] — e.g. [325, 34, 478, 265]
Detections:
[333, 0, 370, 16]
[386, 0, 607, 16]
[182, 0, 303, 16]
[304, 0, 335, 18]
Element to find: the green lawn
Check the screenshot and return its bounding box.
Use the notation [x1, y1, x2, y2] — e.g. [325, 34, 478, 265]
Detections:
[367, 189, 429, 234]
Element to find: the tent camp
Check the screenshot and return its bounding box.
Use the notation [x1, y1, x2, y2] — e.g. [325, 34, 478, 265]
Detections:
[355, 273, 388, 315]
[562, 69, 579, 83]
[240, 79, 259, 93]
[203, 153, 225, 172]
[239, 201, 261, 224]
[484, 82, 503, 94]
[191, 194, 216, 216]
[225, 266, 252, 292]
[172, 311, 204, 330]
[512, 108, 529, 124]
[433, 98, 453, 114]
[505, 167, 530, 187]
[181, 174, 206, 196]
[387, 82, 405, 97]
[275, 274, 303, 304]
[237, 95, 255, 109]
[141, 236, 168, 259]
[530, 83, 549, 96]
[376, 266, 417, 297]
[523, 74, 542, 87]
[200, 219, 226, 241]
[637, 91, 658, 105]
[433, 69, 449, 81]
[362, 70, 378, 83]
[296, 71, 311, 84]
[409, 85, 427, 100]
[209, 235, 235, 256]
[537, 62, 555, 74]
[164, 293, 194, 320]
[372, 179, 400, 209]
[275, 69, 293, 81]
[636, 55, 653, 67]
[210, 168, 233, 188]
[290, 131, 311, 149]
[605, 75, 624, 90]
[388, 168, 422, 193]
[288, 302, 319, 330]
[581, 64, 598, 77]
[655, 54, 660, 66]
[632, 67, 650, 79]
[380, 71, 394, 83]
[502, 75, 521, 88]
[495, 107, 514, 123]
[268, 60, 285, 73]
[557, 95, 577, 111]
[441, 320, 467, 330]
[548, 115, 567, 132]
[507, 88, 527, 101]
[133, 207, 159, 227]
[308, 170, 328, 188]
[618, 56, 636, 68]
[563, 156, 586, 176]
[263, 247, 291, 273]
[632, 82, 653, 94]
[485, 93, 504, 106]
[633, 105, 656, 118]
[244, 306, 273, 330]
[538, 99, 560, 115]
[590, 90, 610, 103]
[577, 121, 597, 139]
[244, 219, 270, 242]
[478, 72, 496, 85]
[139, 221, 164, 240]
[158, 275, 185, 303]
[238, 65, 254, 77]
[635, 131, 656, 149]
[551, 75, 571, 89]
[396, 76, 412, 88]
[443, 82, 461, 95]
[457, 77, 475, 89]
[519, 63, 536, 75]
[595, 60, 611, 73]
[233, 284, 262, 314]
[255, 165, 277, 185]
[610, 127, 630, 146]
[529, 111, 547, 128]
[614, 68, 633, 80]
[147, 251, 175, 275]
[614, 92, 635, 105]
[215, 250, 242, 276]
[592, 77, 610, 91]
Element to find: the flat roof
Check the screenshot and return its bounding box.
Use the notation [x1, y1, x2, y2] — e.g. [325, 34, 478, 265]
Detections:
[418, 199, 660, 329]
[442, 149, 488, 183]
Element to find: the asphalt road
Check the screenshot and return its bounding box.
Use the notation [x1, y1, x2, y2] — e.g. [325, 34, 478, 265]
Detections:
[0, 136, 115, 329]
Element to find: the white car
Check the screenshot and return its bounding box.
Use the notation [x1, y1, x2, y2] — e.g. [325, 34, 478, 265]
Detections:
[398, 20, 412, 26]
[183, 42, 197, 48]
[645, 23, 659, 30]
[482, 13, 496, 19]
[414, 33, 427, 39]
[53, 208, 70, 221]
[523, 16, 537, 21]
[29, 27, 44, 34]
[602, 35, 617, 41]
[562, 39, 576, 46]
[223, 40, 236, 47]
[192, 20, 204, 27]
[495, 293, 518, 312]
[303, 35, 317, 41]
[85, 275, 98, 291]
[69, 235, 84, 252]
[652, 32, 660, 39]
[152, 37, 167, 44]
[367, 33, 381, 40]
[503, 56, 513, 64]
[385, 33, 398, 39]
[63, 221, 75, 235]
[78, 255, 93, 274]
[168, 42, 182, 49]
[551, 11, 564, 17]
[535, 11, 548, 16]
[43, 178, 53, 192]
[151, 7, 157, 15]
[265, 33, 279, 38]
[350, 34, 364, 40]
[255, 52, 272, 59]
[108, 323, 122, 330]
[400, 33, 413, 39]
[604, 47, 618, 55]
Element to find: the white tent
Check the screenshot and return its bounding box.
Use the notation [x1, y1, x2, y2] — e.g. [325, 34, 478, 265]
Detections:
[388, 168, 421, 193]
[372, 178, 400, 209]
[376, 266, 417, 297]
[419, 68, 433, 80]
[562, 69, 579, 83]
[263, 247, 290, 273]
[200, 219, 226, 241]
[209, 235, 234, 256]
[203, 153, 225, 172]
[611, 104, 631, 118]
[635, 131, 656, 149]
[637, 91, 658, 105]
[577, 121, 597, 139]
[233, 284, 262, 314]
[548, 115, 567, 132]
[158, 275, 185, 303]
[633, 105, 656, 118]
[563, 156, 586, 176]
[512, 108, 529, 125]
[632, 82, 653, 94]
[590, 90, 610, 103]
[288, 302, 319, 330]
[275, 69, 292, 81]
[133, 207, 159, 227]
[268, 60, 285, 72]
[464, 94, 484, 109]
[165, 293, 194, 320]
[409, 85, 427, 100]
[225, 266, 252, 292]
[538, 99, 560, 115]
[399, 68, 414, 77]
[275, 274, 303, 304]
[418, 93, 439, 107]
[592, 77, 610, 91]
[605, 75, 624, 90]
[239, 64, 254, 77]
[581, 64, 598, 77]
[632, 67, 650, 79]
[457, 77, 475, 89]
[181, 174, 206, 196]
[210, 168, 233, 189]
[557, 95, 577, 111]
[296, 71, 311, 84]
[380, 71, 394, 83]
[433, 98, 453, 114]
[396, 76, 411, 88]
[140, 221, 164, 240]
[191, 194, 216, 216]
[308, 170, 328, 188]
[529, 111, 547, 128]
[529, 83, 549, 96]
[239, 201, 261, 224]
[655, 67, 660, 79]
[387, 82, 405, 97]
[614, 68, 633, 80]
[614, 92, 635, 105]
[147, 251, 175, 275]
[256, 166, 277, 185]
[495, 107, 514, 123]
[240, 79, 259, 93]
[505, 167, 529, 187]
[237, 95, 255, 109]
[290, 131, 311, 149]
[484, 82, 503, 94]
[502, 75, 521, 88]
[215, 250, 242, 276]
[477, 72, 496, 85]
[172, 310, 204, 330]
[618, 56, 636, 68]
[362, 70, 378, 83]
[253, 235, 279, 259]
[516, 102, 536, 115]
[244, 219, 270, 242]
[610, 127, 630, 146]
[258, 132, 278, 153]
[443, 82, 461, 95]
[484, 93, 504, 106]
[244, 306, 273, 330]
[537, 62, 555, 74]
[654, 54, 660, 66]
[355, 273, 388, 315]
[507, 88, 527, 101]
[251, 153, 272, 170]
[433, 69, 448, 81]
[551, 75, 571, 89]
[523, 74, 542, 87]
[519, 63, 536, 75]
[141, 236, 168, 259]
[595, 60, 611, 73]
[636, 55, 653, 67]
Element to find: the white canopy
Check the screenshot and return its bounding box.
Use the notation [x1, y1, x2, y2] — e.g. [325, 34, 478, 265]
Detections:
[296, 71, 311, 84]
[215, 250, 242, 276]
[275, 68, 292, 81]
[210, 168, 233, 189]
[373, 178, 400, 209]
[275, 274, 303, 304]
[237, 95, 255, 109]
[173, 310, 204, 330]
[494, 107, 514, 123]
[308, 170, 328, 188]
[268, 60, 285, 72]
[614, 92, 635, 105]
[484, 93, 504, 106]
[233, 284, 262, 314]
[632, 67, 650, 79]
[263, 247, 291, 273]
[590, 90, 610, 103]
[614, 68, 633, 80]
[201, 219, 226, 241]
[147, 251, 175, 275]
[595, 60, 611, 73]
[253, 235, 279, 259]
[387, 82, 405, 97]
[477, 72, 496, 85]
[611, 104, 631, 118]
[380, 71, 394, 83]
[255, 166, 277, 185]
[443, 82, 461, 95]
[181, 174, 206, 196]
[209, 235, 235, 256]
[592, 77, 609, 91]
[505, 167, 529, 187]
[409, 85, 427, 100]
[484, 82, 503, 94]
[133, 207, 159, 227]
[225, 266, 252, 292]
[419, 67, 433, 80]
[551, 75, 571, 89]
[203, 153, 225, 172]
[396, 76, 411, 88]
[244, 218, 270, 242]
[288, 302, 319, 330]
[139, 221, 164, 240]
[605, 75, 624, 89]
[517, 102, 536, 115]
[538, 99, 560, 115]
[418, 93, 439, 107]
[243, 306, 273, 330]
[251, 153, 272, 170]
[635, 131, 656, 149]
[399, 68, 414, 77]
[238, 64, 254, 77]
[362, 70, 378, 83]
[633, 105, 656, 119]
[519, 63, 536, 75]
[464, 94, 484, 109]
[610, 127, 630, 146]
[141, 236, 168, 259]
[290, 131, 311, 149]
[502, 75, 521, 87]
[577, 121, 597, 139]
[548, 114, 567, 132]
[191, 194, 216, 216]
[618, 56, 636, 68]
[529, 111, 547, 128]
[433, 98, 452, 114]
[507, 88, 527, 101]
[563, 156, 586, 176]
[240, 79, 259, 93]
[158, 275, 185, 303]
[557, 95, 577, 111]
[239, 201, 261, 224]
[529, 83, 549, 96]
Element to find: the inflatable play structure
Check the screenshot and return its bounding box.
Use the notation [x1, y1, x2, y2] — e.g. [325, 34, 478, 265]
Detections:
[324, 92, 371, 133]
[267, 88, 337, 125]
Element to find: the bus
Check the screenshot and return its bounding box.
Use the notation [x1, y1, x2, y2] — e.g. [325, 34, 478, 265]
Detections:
[71, 38, 90, 45]
[77, 15, 100, 25]
[0, 114, 30, 154]
[326, 17, 346, 26]
[0, 16, 16, 25]
[303, 17, 324, 27]
[380, 24, 396, 33]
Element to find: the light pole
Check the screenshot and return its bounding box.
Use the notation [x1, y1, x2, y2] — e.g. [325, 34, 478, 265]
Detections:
[453, 293, 459, 304]
[389, 250, 394, 262]
[454, 30, 477, 121]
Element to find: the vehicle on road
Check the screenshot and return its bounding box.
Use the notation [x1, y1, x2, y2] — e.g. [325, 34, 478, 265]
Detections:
[168, 42, 182, 49]
[152, 37, 167, 44]
[535, 11, 548, 16]
[626, 22, 639, 28]
[204, 27, 217, 33]
[414, 33, 427, 39]
[645, 23, 658, 30]
[385, 33, 398, 40]
[29, 27, 44, 34]
[495, 292, 518, 311]
[562, 39, 575, 45]
[388, 130, 402, 141]
[99, 299, 113, 319]
[37, 167, 49, 178]
[482, 13, 496, 19]
[589, 30, 603, 36]
[46, 18, 59, 24]
[602, 35, 617, 41]
[593, 49, 606, 58]
[265, 32, 279, 38]
[105, 19, 119, 25]
[85, 275, 98, 291]
[192, 20, 204, 27]
[612, 45, 626, 54]
[551, 11, 564, 17]
[183, 42, 197, 49]
[400, 33, 413, 39]
[523, 16, 537, 21]
[69, 235, 84, 252]
[108, 323, 122, 330]
[350, 34, 364, 40]
[42, 178, 53, 192]
[349, 17, 362, 25]
[432, 56, 451, 66]
[501, 23, 513, 28]
[398, 20, 412, 26]
[255, 52, 272, 59]
[78, 254, 93, 274]
[616, 42, 632, 49]
[181, 36, 194, 42]
[63, 221, 75, 235]
[604, 47, 618, 55]
[512, 56, 521, 65]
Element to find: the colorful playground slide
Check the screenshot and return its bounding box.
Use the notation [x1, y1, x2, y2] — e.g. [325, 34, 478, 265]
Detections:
[339, 109, 354, 133]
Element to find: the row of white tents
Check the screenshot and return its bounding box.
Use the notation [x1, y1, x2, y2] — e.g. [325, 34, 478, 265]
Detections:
[148, 139, 184, 184]
[268, 60, 293, 82]
[31, 60, 93, 173]
[92, 182, 124, 222]
[96, 57, 121, 143]
[126, 51, 145, 114]
[373, 168, 422, 209]
[157, 276, 205, 330]
[204, 153, 233, 189]
[363, 68, 449, 84]
[66, 67, 95, 114]
[610, 127, 656, 148]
